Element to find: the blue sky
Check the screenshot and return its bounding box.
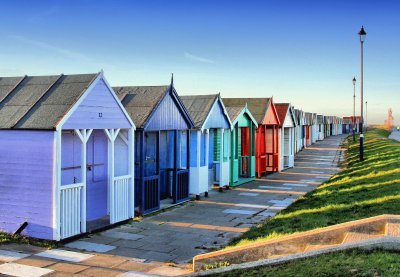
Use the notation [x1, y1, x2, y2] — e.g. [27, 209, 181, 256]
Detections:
[0, 0, 399, 124]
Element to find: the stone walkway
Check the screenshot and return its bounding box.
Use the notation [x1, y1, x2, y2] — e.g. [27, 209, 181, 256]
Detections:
[0, 135, 346, 277]
[389, 130, 400, 142]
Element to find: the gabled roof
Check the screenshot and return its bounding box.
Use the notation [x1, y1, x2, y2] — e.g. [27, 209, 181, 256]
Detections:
[275, 103, 297, 127]
[225, 105, 258, 128]
[180, 94, 217, 128]
[114, 86, 169, 128]
[226, 106, 243, 123]
[114, 84, 194, 129]
[275, 103, 289, 126]
[223, 98, 277, 125]
[0, 73, 99, 129]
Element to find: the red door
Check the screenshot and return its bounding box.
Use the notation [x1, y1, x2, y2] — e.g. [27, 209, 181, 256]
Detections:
[241, 127, 250, 176]
[256, 126, 266, 177]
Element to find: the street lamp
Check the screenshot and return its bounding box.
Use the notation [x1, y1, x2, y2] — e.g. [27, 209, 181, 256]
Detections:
[352, 77, 356, 142]
[365, 101, 368, 131]
[358, 26, 366, 161]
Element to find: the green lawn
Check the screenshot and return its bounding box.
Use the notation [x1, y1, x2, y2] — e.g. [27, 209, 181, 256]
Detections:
[211, 129, 400, 276]
[229, 129, 400, 247]
[212, 249, 400, 277]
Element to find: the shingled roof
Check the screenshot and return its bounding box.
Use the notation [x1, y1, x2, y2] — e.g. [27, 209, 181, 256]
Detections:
[226, 106, 244, 123]
[275, 103, 290, 126]
[223, 98, 271, 124]
[113, 86, 169, 128]
[180, 94, 218, 128]
[0, 73, 98, 129]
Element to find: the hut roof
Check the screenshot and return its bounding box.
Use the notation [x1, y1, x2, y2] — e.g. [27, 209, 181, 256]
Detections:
[222, 98, 271, 124]
[275, 103, 290, 126]
[180, 94, 218, 128]
[226, 106, 244, 123]
[0, 73, 98, 129]
[113, 86, 169, 128]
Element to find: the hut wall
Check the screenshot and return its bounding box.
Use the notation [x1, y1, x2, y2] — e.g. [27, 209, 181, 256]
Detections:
[0, 130, 54, 239]
[63, 79, 131, 129]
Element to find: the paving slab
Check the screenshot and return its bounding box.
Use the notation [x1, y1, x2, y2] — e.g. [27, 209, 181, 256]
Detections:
[103, 230, 145, 241]
[16, 256, 57, 267]
[47, 262, 89, 273]
[35, 249, 94, 263]
[282, 183, 309, 187]
[222, 209, 258, 215]
[65, 241, 116, 253]
[0, 262, 54, 277]
[238, 192, 259, 196]
[79, 266, 123, 276]
[0, 249, 30, 262]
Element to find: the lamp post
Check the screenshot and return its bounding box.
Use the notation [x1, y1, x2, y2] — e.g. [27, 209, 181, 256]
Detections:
[358, 26, 366, 161]
[365, 101, 368, 131]
[352, 77, 356, 142]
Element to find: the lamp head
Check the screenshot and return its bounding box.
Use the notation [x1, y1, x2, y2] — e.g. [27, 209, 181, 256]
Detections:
[358, 26, 367, 43]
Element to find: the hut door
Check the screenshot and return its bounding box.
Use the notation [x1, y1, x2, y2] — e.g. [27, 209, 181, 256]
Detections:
[86, 131, 108, 222]
[240, 127, 250, 177]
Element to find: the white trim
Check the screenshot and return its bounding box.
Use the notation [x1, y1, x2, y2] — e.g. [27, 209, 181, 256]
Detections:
[196, 130, 201, 168]
[53, 130, 61, 240]
[56, 73, 135, 131]
[129, 128, 135, 217]
[219, 128, 224, 187]
[201, 96, 233, 132]
[74, 129, 93, 233]
[119, 132, 129, 146]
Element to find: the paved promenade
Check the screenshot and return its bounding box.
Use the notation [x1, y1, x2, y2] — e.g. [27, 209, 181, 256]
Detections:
[0, 135, 346, 277]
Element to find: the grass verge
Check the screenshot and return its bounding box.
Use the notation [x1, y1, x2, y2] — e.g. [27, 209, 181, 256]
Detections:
[230, 128, 400, 246]
[212, 248, 400, 277]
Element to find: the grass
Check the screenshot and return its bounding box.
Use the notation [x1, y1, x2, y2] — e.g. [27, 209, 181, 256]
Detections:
[212, 248, 400, 277]
[228, 128, 400, 247]
[0, 232, 59, 248]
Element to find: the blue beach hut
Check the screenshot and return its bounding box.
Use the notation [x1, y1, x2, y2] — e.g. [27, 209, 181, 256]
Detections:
[114, 80, 194, 214]
[180, 94, 231, 199]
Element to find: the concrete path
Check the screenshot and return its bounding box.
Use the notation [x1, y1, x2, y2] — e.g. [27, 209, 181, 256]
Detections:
[389, 130, 400, 142]
[0, 135, 346, 277]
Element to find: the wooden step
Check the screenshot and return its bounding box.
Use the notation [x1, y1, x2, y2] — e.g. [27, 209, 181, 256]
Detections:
[386, 223, 400, 237]
[342, 232, 382, 244]
[304, 243, 339, 252]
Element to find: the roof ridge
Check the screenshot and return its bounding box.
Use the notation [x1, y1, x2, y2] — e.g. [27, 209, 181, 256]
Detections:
[12, 74, 64, 128]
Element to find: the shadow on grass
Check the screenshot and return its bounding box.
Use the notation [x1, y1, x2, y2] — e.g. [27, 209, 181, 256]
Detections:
[229, 128, 400, 247]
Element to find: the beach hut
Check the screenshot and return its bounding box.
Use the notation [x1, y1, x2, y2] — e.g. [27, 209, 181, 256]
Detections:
[344, 116, 361, 133]
[0, 72, 135, 240]
[275, 103, 297, 170]
[324, 116, 331, 137]
[114, 80, 194, 215]
[338, 117, 343, 135]
[342, 118, 352, 134]
[304, 112, 313, 147]
[311, 113, 319, 143]
[317, 115, 325, 140]
[294, 109, 305, 153]
[180, 94, 231, 198]
[223, 98, 280, 177]
[224, 104, 258, 186]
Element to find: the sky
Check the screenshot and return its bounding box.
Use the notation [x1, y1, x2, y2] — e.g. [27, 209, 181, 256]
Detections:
[0, 0, 399, 124]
